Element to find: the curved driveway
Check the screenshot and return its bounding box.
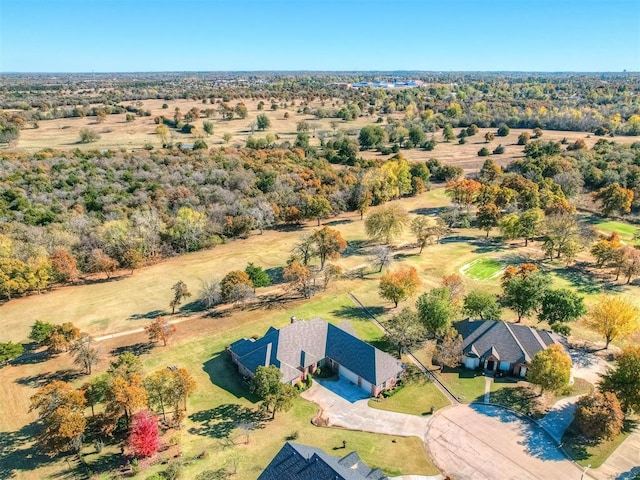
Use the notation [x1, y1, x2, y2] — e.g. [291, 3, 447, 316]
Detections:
[301, 383, 431, 437]
[303, 383, 584, 480]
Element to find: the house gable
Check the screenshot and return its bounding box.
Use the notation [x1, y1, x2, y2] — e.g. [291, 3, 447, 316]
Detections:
[258, 442, 388, 480]
[230, 317, 403, 388]
[454, 319, 565, 366]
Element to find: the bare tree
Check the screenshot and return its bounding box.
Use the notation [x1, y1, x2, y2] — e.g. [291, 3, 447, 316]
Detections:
[70, 335, 100, 374]
[369, 246, 393, 273]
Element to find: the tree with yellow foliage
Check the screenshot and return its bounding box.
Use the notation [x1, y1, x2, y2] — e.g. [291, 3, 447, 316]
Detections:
[104, 373, 148, 434]
[30, 381, 86, 455]
[527, 344, 572, 394]
[586, 295, 640, 349]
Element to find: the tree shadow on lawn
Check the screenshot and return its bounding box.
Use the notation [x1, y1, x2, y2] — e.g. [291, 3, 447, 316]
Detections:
[394, 252, 420, 260]
[325, 219, 353, 227]
[0, 423, 59, 480]
[439, 235, 477, 244]
[128, 309, 166, 321]
[10, 348, 50, 366]
[410, 207, 446, 217]
[562, 419, 638, 465]
[179, 300, 205, 314]
[331, 304, 386, 322]
[484, 385, 547, 418]
[77, 451, 124, 479]
[203, 353, 260, 403]
[615, 466, 640, 480]
[553, 264, 620, 295]
[342, 239, 368, 258]
[110, 342, 155, 358]
[16, 368, 84, 388]
[188, 404, 269, 441]
[273, 224, 304, 233]
[471, 238, 507, 254]
[248, 292, 291, 311]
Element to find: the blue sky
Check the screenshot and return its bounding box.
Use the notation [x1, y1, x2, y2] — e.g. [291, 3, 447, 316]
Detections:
[1, 0, 639, 72]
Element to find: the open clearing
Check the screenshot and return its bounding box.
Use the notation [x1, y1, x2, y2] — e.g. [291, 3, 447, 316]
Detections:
[593, 220, 639, 244]
[459, 257, 504, 281]
[7, 97, 640, 175]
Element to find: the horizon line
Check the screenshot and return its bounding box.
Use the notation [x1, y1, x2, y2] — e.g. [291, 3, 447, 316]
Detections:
[0, 69, 637, 75]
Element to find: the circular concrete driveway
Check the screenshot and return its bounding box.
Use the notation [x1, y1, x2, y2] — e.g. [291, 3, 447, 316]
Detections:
[427, 404, 584, 480]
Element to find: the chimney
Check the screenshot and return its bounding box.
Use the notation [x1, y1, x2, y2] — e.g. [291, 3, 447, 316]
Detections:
[290, 315, 297, 324]
[265, 342, 272, 367]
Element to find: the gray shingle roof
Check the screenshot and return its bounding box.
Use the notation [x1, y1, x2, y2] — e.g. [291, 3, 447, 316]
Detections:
[258, 442, 388, 480]
[454, 319, 565, 364]
[231, 318, 403, 386]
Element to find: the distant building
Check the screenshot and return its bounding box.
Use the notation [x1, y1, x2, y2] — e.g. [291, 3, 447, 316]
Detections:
[454, 319, 566, 377]
[229, 317, 404, 397]
[350, 80, 421, 89]
[259, 442, 387, 480]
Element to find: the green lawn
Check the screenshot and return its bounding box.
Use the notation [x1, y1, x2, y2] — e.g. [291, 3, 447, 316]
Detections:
[435, 368, 487, 402]
[562, 419, 635, 468]
[130, 330, 440, 479]
[368, 382, 450, 416]
[460, 257, 504, 281]
[593, 220, 639, 243]
[101, 293, 437, 479]
[488, 377, 594, 419]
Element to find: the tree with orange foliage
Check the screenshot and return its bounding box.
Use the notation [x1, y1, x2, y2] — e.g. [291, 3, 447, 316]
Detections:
[619, 246, 640, 284]
[283, 261, 315, 298]
[311, 226, 347, 269]
[590, 232, 622, 269]
[500, 263, 539, 285]
[593, 183, 634, 217]
[49, 247, 79, 283]
[445, 178, 482, 206]
[169, 368, 197, 425]
[30, 381, 86, 455]
[145, 317, 176, 346]
[379, 267, 421, 307]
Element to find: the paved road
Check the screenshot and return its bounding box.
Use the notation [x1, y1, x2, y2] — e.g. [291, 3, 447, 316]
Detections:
[426, 404, 584, 480]
[590, 430, 640, 480]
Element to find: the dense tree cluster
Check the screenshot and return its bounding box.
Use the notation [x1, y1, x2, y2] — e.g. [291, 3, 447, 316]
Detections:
[29, 351, 196, 457]
[0, 147, 421, 300]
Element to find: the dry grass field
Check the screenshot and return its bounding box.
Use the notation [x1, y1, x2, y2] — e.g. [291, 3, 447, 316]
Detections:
[12, 98, 381, 152]
[9, 97, 640, 175]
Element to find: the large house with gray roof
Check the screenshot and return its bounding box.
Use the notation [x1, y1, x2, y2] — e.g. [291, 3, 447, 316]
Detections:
[229, 317, 404, 397]
[454, 319, 566, 377]
[258, 442, 387, 480]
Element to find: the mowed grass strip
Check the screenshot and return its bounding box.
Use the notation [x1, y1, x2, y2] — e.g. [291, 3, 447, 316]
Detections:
[368, 382, 450, 416]
[594, 220, 639, 244]
[460, 257, 504, 281]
